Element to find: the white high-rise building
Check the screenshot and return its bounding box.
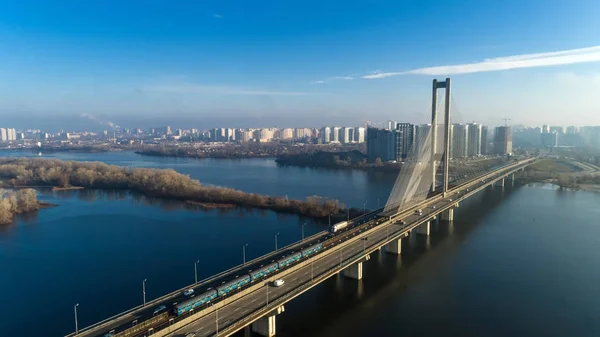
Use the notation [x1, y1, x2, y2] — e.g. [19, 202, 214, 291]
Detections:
[0, 128, 6, 141]
[320, 127, 331, 143]
[340, 127, 352, 143]
[467, 123, 482, 156]
[355, 127, 365, 143]
[451, 123, 468, 158]
[331, 127, 341, 143]
[280, 128, 293, 140]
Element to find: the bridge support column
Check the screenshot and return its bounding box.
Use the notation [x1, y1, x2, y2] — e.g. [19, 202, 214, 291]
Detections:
[511, 173, 515, 186]
[416, 221, 431, 235]
[344, 262, 363, 280]
[500, 178, 505, 188]
[384, 238, 402, 255]
[441, 208, 454, 221]
[252, 306, 285, 337]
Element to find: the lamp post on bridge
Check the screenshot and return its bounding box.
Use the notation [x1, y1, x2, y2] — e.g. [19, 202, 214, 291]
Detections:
[211, 303, 219, 336]
[362, 237, 368, 255]
[242, 243, 249, 265]
[328, 214, 332, 227]
[194, 260, 200, 284]
[275, 232, 280, 251]
[74, 303, 79, 335]
[302, 222, 307, 240]
[142, 279, 147, 306]
[363, 201, 367, 215]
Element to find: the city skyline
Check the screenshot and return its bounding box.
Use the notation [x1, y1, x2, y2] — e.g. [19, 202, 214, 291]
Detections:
[1, 1, 600, 128]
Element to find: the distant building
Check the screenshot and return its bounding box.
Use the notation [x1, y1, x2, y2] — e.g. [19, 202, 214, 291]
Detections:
[395, 123, 415, 160]
[331, 127, 341, 143]
[466, 123, 482, 156]
[320, 127, 331, 144]
[0, 128, 6, 141]
[451, 124, 468, 158]
[367, 127, 396, 162]
[481, 126, 489, 155]
[387, 120, 397, 131]
[340, 127, 352, 143]
[354, 127, 365, 143]
[280, 128, 293, 140]
[414, 124, 445, 155]
[494, 126, 513, 155]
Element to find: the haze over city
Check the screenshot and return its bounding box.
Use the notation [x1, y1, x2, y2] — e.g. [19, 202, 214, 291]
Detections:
[1, 0, 600, 131]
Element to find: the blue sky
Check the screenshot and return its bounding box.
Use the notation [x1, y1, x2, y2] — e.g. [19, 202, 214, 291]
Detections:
[1, 0, 599, 130]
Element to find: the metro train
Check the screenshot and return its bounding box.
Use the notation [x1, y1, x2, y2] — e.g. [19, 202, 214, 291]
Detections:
[174, 242, 323, 316]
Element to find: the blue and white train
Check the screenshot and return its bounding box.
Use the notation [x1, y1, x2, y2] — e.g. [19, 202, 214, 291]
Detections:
[173, 242, 323, 316]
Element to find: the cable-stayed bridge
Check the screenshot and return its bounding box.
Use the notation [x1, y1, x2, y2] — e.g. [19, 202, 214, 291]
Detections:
[67, 79, 539, 337]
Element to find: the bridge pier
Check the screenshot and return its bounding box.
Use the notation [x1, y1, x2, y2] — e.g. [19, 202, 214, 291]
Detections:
[384, 238, 402, 255]
[344, 255, 370, 280]
[251, 306, 285, 337]
[416, 221, 431, 236]
[441, 208, 454, 221]
[511, 173, 515, 186]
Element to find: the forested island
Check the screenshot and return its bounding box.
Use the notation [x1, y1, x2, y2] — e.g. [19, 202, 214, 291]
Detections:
[0, 158, 347, 218]
[0, 188, 41, 224]
[276, 150, 403, 171]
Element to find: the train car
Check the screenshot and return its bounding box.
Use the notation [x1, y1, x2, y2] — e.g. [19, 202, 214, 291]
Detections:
[217, 275, 251, 296]
[249, 262, 279, 281]
[174, 289, 218, 315]
[301, 243, 323, 258]
[277, 252, 302, 268]
[330, 221, 349, 233]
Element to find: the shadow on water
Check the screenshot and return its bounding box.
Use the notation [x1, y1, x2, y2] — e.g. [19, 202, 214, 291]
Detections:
[243, 184, 522, 337]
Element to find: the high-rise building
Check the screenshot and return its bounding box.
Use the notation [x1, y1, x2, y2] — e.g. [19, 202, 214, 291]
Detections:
[467, 123, 482, 156]
[320, 127, 331, 144]
[481, 126, 489, 155]
[259, 128, 275, 142]
[340, 127, 352, 143]
[414, 124, 445, 155]
[354, 127, 365, 143]
[451, 124, 468, 158]
[0, 128, 6, 141]
[387, 120, 397, 131]
[367, 127, 396, 162]
[494, 126, 513, 155]
[280, 128, 293, 140]
[395, 123, 415, 160]
[210, 128, 220, 142]
[331, 127, 341, 143]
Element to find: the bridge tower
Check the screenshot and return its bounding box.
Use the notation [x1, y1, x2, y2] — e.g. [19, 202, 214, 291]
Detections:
[431, 78, 452, 197]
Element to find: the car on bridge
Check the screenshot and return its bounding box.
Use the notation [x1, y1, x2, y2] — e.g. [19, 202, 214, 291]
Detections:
[183, 288, 194, 296]
[273, 279, 285, 287]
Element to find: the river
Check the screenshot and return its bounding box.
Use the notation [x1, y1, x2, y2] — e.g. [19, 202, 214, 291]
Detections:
[1, 151, 599, 337]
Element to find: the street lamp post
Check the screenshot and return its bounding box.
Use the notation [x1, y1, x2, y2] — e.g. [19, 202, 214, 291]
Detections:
[329, 214, 332, 226]
[143, 279, 147, 306]
[362, 237, 368, 255]
[243, 244, 248, 265]
[302, 222, 307, 240]
[211, 303, 219, 336]
[275, 232, 280, 251]
[363, 201, 367, 214]
[347, 208, 350, 221]
[266, 284, 269, 307]
[194, 260, 200, 284]
[74, 303, 79, 335]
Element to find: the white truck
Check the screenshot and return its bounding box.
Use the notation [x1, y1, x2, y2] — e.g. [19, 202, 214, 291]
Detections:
[330, 221, 349, 233]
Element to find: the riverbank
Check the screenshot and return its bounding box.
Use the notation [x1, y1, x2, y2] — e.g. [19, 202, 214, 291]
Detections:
[0, 158, 346, 218]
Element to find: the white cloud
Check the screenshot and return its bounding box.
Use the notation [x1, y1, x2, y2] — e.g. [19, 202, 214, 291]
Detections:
[311, 75, 355, 84]
[360, 45, 600, 79]
[143, 83, 309, 96]
[213, 13, 223, 19]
